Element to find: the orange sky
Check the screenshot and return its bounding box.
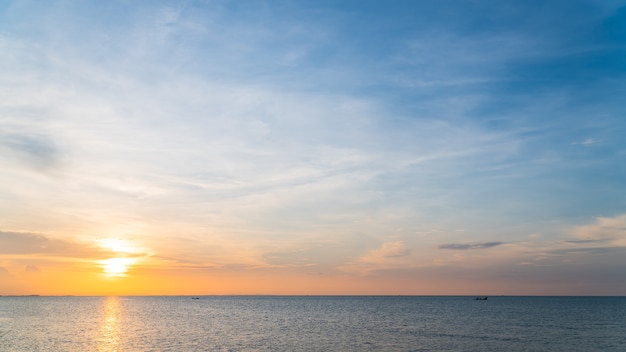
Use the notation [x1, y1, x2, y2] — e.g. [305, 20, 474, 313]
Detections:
[2, 232, 625, 296]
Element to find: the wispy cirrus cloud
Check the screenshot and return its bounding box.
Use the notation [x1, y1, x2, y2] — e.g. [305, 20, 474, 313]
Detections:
[337, 241, 413, 275]
[366, 241, 411, 260]
[0, 132, 60, 170]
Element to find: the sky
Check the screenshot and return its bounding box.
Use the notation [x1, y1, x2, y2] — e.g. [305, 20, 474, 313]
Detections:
[1, 0, 625, 296]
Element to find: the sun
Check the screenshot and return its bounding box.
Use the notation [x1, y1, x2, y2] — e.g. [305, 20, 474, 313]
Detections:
[100, 257, 136, 277]
[96, 238, 143, 277]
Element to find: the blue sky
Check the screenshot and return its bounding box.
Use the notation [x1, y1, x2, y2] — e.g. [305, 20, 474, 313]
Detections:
[1, 0, 625, 295]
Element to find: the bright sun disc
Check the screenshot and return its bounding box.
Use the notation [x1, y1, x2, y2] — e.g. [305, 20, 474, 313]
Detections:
[100, 258, 136, 277]
[96, 238, 144, 277]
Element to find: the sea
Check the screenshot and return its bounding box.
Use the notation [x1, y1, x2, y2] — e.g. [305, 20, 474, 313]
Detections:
[1, 296, 625, 351]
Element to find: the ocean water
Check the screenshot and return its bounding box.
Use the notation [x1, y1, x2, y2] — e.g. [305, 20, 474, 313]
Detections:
[1, 296, 625, 351]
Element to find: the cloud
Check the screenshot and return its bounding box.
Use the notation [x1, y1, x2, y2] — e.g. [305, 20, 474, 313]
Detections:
[0, 0, 568, 243]
[438, 241, 504, 250]
[336, 241, 413, 275]
[547, 247, 625, 255]
[568, 214, 626, 245]
[564, 239, 607, 244]
[0, 132, 60, 170]
[0, 231, 100, 257]
[374, 241, 411, 258]
[25, 265, 40, 273]
[578, 138, 599, 146]
[532, 214, 626, 261]
[356, 241, 411, 264]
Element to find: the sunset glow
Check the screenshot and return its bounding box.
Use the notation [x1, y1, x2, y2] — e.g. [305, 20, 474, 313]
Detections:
[1, 0, 625, 296]
[100, 258, 136, 277]
[97, 238, 141, 255]
[95, 238, 144, 277]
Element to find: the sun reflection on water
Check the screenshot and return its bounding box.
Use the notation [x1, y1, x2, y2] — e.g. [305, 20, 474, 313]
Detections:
[98, 296, 122, 352]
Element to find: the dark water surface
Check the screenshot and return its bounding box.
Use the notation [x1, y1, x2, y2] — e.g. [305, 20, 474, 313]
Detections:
[1, 296, 625, 351]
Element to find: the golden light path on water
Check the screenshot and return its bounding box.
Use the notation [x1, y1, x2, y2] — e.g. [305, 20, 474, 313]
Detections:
[98, 296, 121, 352]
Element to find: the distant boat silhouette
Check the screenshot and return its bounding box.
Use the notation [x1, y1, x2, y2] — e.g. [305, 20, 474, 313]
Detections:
[475, 297, 488, 300]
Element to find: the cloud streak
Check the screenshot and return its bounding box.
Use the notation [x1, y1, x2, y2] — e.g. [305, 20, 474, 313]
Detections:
[0, 132, 60, 170]
[438, 242, 505, 250]
[0, 231, 97, 256]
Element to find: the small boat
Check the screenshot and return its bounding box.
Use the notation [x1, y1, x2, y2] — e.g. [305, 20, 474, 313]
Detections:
[475, 297, 488, 300]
